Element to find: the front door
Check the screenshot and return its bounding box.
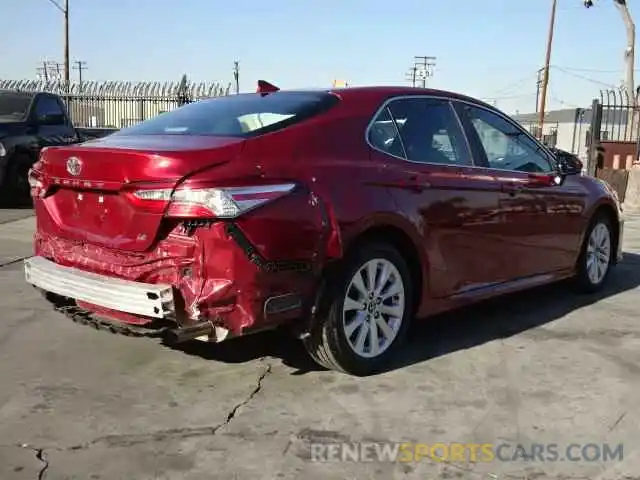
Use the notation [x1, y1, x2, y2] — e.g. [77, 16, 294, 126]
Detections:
[456, 102, 587, 278]
[368, 96, 511, 298]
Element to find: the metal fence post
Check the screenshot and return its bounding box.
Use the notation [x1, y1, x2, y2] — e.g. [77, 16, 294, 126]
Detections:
[177, 74, 190, 107]
[587, 98, 603, 177]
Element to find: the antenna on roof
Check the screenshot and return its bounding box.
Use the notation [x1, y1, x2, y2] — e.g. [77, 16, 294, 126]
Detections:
[257, 80, 279, 95]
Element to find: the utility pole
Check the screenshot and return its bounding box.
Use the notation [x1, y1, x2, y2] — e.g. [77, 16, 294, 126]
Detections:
[45, 0, 70, 87]
[73, 60, 87, 90]
[37, 61, 64, 81]
[405, 66, 417, 87]
[233, 61, 240, 94]
[406, 57, 436, 87]
[538, 0, 558, 140]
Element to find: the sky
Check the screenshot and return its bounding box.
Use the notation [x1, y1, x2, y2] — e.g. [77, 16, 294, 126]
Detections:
[2, 0, 638, 114]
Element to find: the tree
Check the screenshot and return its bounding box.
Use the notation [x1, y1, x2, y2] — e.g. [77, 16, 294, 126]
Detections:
[584, 0, 636, 106]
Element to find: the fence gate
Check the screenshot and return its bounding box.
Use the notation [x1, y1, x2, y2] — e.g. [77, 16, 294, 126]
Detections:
[586, 88, 640, 202]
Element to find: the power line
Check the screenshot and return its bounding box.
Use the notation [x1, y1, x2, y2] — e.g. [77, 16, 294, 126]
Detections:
[481, 92, 537, 101]
[487, 71, 541, 97]
[551, 66, 618, 88]
[552, 65, 640, 73]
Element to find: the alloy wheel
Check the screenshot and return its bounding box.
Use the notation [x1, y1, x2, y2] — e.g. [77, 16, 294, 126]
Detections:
[586, 222, 611, 285]
[342, 258, 405, 358]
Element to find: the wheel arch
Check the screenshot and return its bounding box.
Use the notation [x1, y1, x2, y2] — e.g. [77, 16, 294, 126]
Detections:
[341, 218, 426, 316]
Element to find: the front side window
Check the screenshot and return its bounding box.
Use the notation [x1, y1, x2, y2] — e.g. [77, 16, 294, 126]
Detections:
[115, 91, 339, 138]
[35, 97, 65, 118]
[464, 105, 554, 173]
[384, 98, 471, 166]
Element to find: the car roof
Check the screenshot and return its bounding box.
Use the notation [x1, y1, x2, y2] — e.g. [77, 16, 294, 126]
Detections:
[326, 85, 495, 110]
[266, 85, 496, 114]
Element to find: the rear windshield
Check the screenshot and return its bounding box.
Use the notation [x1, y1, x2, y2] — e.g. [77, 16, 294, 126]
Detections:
[115, 91, 339, 138]
[0, 93, 33, 121]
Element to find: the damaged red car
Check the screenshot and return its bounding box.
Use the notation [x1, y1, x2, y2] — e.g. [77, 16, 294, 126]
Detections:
[24, 82, 624, 375]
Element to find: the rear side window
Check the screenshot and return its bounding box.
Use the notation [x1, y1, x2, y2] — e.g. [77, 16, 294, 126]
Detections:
[0, 93, 33, 121]
[115, 91, 339, 138]
[369, 97, 471, 166]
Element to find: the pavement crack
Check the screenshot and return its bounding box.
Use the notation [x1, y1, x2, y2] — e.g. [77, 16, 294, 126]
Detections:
[223, 363, 272, 425]
[0, 256, 29, 269]
[62, 363, 272, 451]
[609, 411, 627, 432]
[19, 444, 49, 480]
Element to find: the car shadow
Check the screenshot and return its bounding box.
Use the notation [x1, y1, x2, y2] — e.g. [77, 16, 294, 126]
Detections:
[167, 252, 640, 376]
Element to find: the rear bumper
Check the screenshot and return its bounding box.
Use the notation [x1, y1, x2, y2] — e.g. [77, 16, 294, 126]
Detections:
[25, 256, 175, 319]
[29, 221, 319, 335]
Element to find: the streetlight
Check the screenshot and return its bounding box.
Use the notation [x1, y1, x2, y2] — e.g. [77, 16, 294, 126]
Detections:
[45, 0, 69, 86]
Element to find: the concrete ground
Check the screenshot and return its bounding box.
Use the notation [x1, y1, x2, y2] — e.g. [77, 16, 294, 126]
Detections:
[1, 208, 640, 480]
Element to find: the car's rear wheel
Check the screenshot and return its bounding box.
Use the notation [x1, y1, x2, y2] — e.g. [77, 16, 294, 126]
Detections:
[303, 243, 413, 376]
[575, 213, 614, 292]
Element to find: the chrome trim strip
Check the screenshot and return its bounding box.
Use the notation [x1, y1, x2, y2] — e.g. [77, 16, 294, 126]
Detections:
[24, 256, 175, 319]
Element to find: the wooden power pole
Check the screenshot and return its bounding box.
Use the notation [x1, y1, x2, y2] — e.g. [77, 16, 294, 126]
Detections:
[538, 0, 558, 140]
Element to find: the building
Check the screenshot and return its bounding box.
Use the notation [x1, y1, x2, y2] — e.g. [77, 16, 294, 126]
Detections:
[512, 107, 634, 161]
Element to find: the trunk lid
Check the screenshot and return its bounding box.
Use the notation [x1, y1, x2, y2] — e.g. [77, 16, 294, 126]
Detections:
[37, 134, 245, 252]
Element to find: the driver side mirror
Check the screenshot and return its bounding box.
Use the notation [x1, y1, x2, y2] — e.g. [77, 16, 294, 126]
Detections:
[554, 149, 583, 176]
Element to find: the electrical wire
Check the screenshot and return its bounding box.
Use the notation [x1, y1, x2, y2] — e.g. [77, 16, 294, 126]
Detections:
[551, 66, 618, 88]
[485, 72, 541, 97]
[552, 65, 640, 73]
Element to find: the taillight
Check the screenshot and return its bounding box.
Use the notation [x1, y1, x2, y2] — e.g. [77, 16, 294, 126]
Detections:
[131, 183, 297, 218]
[28, 168, 45, 198]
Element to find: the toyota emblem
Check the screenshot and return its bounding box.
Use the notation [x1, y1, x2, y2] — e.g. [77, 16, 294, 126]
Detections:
[66, 157, 82, 176]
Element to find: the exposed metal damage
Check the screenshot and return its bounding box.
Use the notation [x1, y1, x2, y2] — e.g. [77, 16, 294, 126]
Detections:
[30, 185, 338, 343]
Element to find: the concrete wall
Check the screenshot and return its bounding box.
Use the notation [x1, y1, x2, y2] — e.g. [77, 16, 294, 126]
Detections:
[624, 167, 640, 212]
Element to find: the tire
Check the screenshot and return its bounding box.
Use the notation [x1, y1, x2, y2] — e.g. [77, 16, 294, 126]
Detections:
[574, 213, 614, 293]
[3, 154, 32, 204]
[303, 242, 413, 376]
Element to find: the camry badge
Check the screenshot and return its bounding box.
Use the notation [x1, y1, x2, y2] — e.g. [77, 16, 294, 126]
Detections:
[66, 157, 82, 176]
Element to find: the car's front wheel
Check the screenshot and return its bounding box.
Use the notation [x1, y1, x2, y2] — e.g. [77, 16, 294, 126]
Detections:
[303, 243, 413, 376]
[575, 213, 614, 292]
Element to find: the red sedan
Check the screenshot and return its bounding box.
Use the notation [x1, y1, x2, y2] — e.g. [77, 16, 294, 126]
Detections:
[24, 83, 623, 375]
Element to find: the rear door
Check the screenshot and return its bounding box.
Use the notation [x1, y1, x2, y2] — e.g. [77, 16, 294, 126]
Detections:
[455, 102, 587, 277]
[368, 96, 511, 298]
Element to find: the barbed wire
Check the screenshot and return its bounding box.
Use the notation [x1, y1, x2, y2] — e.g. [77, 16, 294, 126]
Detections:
[0, 79, 232, 98]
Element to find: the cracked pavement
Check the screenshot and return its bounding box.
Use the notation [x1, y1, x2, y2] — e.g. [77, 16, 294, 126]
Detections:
[1, 210, 640, 479]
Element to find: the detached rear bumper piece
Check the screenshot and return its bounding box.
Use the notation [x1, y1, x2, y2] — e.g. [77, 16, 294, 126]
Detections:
[24, 256, 175, 319]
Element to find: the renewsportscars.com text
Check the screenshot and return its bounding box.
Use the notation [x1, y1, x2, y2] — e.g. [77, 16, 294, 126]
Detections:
[310, 442, 624, 463]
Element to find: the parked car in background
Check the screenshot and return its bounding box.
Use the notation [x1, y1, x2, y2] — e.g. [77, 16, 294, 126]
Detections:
[24, 82, 624, 376]
[0, 90, 115, 201]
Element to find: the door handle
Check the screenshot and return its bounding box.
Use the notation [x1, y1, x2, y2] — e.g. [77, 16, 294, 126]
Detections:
[501, 182, 524, 195]
[404, 176, 431, 193]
